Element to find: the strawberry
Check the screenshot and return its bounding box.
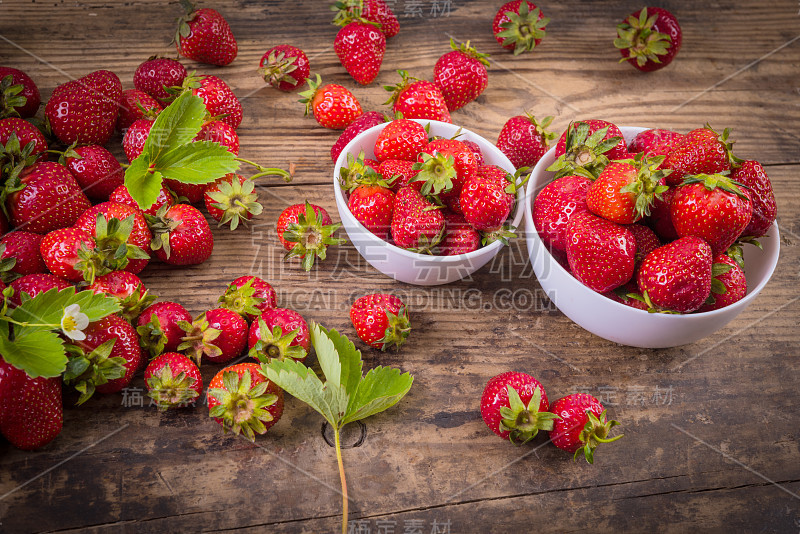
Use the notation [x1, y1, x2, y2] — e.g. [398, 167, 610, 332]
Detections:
[259, 44, 311, 92]
[348, 184, 395, 240]
[645, 186, 679, 242]
[164, 179, 206, 205]
[218, 275, 278, 322]
[195, 120, 239, 155]
[461, 140, 485, 165]
[122, 118, 154, 163]
[627, 223, 661, 266]
[627, 128, 685, 158]
[373, 118, 428, 162]
[6, 161, 91, 234]
[349, 293, 410, 351]
[730, 160, 777, 238]
[550, 120, 627, 179]
[45, 69, 121, 146]
[338, 151, 384, 192]
[433, 40, 489, 111]
[550, 393, 622, 463]
[0, 117, 48, 163]
[391, 186, 445, 251]
[0, 66, 41, 118]
[87, 271, 155, 324]
[480, 371, 556, 444]
[496, 113, 555, 169]
[532, 174, 592, 254]
[331, 111, 385, 162]
[615, 7, 682, 72]
[248, 307, 310, 362]
[179, 308, 248, 365]
[492, 1, 549, 55]
[204, 173, 262, 230]
[144, 352, 202, 410]
[662, 126, 736, 186]
[187, 74, 243, 129]
[332, 0, 399, 38]
[0, 358, 62, 450]
[110, 183, 174, 217]
[136, 301, 193, 358]
[147, 203, 214, 265]
[637, 236, 713, 313]
[586, 155, 670, 224]
[175, 0, 237, 66]
[459, 166, 518, 232]
[385, 71, 451, 123]
[299, 74, 363, 129]
[133, 57, 187, 102]
[276, 202, 345, 271]
[74, 201, 153, 275]
[116, 89, 162, 132]
[437, 211, 480, 255]
[39, 227, 96, 282]
[7, 273, 71, 308]
[670, 173, 752, 255]
[207, 362, 284, 440]
[565, 211, 636, 293]
[415, 138, 477, 199]
[698, 254, 747, 312]
[605, 281, 649, 311]
[63, 144, 126, 200]
[334, 20, 386, 86]
[377, 158, 420, 191]
[0, 231, 46, 280]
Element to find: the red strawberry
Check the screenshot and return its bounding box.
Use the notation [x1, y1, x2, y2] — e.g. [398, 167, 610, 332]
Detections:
[334, 21, 386, 86]
[551, 120, 627, 179]
[144, 352, 203, 410]
[259, 44, 311, 92]
[333, 0, 399, 38]
[299, 74, 363, 129]
[565, 211, 636, 293]
[64, 144, 126, 200]
[39, 227, 95, 282]
[331, 111, 385, 162]
[550, 393, 622, 463]
[188, 74, 243, 129]
[276, 202, 344, 271]
[532, 174, 592, 254]
[377, 158, 420, 191]
[348, 184, 395, 240]
[207, 362, 284, 440]
[248, 307, 310, 362]
[6, 161, 91, 234]
[615, 7, 682, 72]
[416, 138, 477, 200]
[122, 118, 154, 163]
[374, 119, 429, 162]
[492, 1, 549, 55]
[437, 211, 480, 255]
[147, 203, 214, 265]
[74, 201, 153, 275]
[460, 167, 517, 232]
[0, 231, 46, 279]
[110, 183, 174, 217]
[116, 89, 162, 132]
[730, 160, 777, 238]
[385, 71, 451, 123]
[175, 1, 237, 66]
[0, 117, 48, 161]
[0, 66, 41, 118]
[645, 186, 679, 242]
[637, 236, 713, 313]
[164, 179, 206, 205]
[662, 126, 736, 186]
[204, 174, 262, 230]
[87, 271, 154, 324]
[0, 358, 62, 450]
[586, 155, 670, 224]
[136, 301, 193, 358]
[496, 113, 555, 169]
[433, 40, 489, 111]
[480, 371, 556, 444]
[391, 186, 445, 251]
[218, 275, 278, 322]
[670, 173, 752, 255]
[338, 151, 383, 193]
[195, 120, 239, 155]
[350, 293, 410, 350]
[45, 70, 121, 146]
[605, 281, 649, 311]
[133, 57, 187, 102]
[461, 140, 485, 165]
[627, 223, 661, 265]
[7, 273, 71, 308]
[698, 254, 747, 312]
[179, 308, 248, 365]
[628, 128, 685, 158]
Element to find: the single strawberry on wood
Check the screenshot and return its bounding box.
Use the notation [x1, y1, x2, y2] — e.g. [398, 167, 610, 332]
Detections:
[299, 74, 363, 130]
[259, 44, 311, 92]
[334, 20, 386, 86]
[480, 371, 556, 444]
[175, 0, 237, 66]
[550, 393, 622, 464]
[350, 293, 410, 351]
[492, 0, 549, 55]
[433, 39, 489, 111]
[615, 7, 682, 72]
[276, 202, 345, 271]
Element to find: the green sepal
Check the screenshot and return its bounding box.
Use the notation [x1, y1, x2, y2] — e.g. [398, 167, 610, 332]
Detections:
[574, 409, 623, 464]
[339, 151, 388, 193]
[249, 318, 308, 363]
[146, 363, 199, 411]
[447, 38, 490, 67]
[496, 2, 550, 55]
[680, 172, 749, 200]
[282, 201, 346, 271]
[298, 73, 323, 116]
[411, 152, 457, 196]
[207, 369, 279, 442]
[63, 339, 127, 405]
[136, 313, 169, 359]
[481, 224, 517, 247]
[546, 122, 622, 180]
[0, 74, 28, 119]
[376, 305, 411, 352]
[499, 385, 559, 445]
[208, 176, 263, 231]
[177, 314, 222, 365]
[217, 277, 266, 319]
[614, 7, 673, 67]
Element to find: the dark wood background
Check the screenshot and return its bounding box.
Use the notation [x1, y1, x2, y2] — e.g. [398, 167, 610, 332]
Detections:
[1, 0, 799, 532]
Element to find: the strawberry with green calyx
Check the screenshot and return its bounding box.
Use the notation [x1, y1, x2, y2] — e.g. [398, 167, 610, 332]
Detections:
[615, 7, 682, 72]
[378, 158, 420, 192]
[0, 357, 62, 450]
[74, 209, 153, 277]
[339, 150, 387, 193]
[299, 74, 363, 129]
[0, 68, 40, 118]
[698, 254, 747, 312]
[493, 1, 549, 55]
[480, 371, 556, 445]
[133, 57, 187, 103]
[496, 113, 555, 169]
[550, 393, 622, 464]
[637, 236, 713, 313]
[412, 152, 458, 196]
[174, 0, 237, 66]
[207, 362, 284, 440]
[417, 138, 478, 201]
[39, 227, 96, 282]
[334, 18, 386, 86]
[383, 70, 451, 123]
[0, 117, 48, 171]
[179, 308, 247, 365]
[136, 301, 193, 358]
[170, 74, 242, 130]
[350, 294, 410, 351]
[248, 307, 310, 362]
[547, 121, 625, 180]
[147, 203, 214, 266]
[277, 202, 346, 271]
[390, 186, 445, 252]
[605, 282, 649, 311]
[260, 45, 311, 92]
[203, 174, 262, 231]
[144, 352, 202, 410]
[662, 125, 738, 186]
[63, 338, 126, 404]
[218, 275, 277, 322]
[262, 323, 413, 534]
[88, 271, 156, 324]
[433, 39, 490, 111]
[331, 0, 400, 38]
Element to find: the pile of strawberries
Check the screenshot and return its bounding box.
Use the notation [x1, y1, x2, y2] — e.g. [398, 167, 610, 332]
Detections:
[533, 120, 777, 314]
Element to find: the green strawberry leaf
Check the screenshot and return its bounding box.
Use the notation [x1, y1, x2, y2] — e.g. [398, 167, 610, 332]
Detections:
[124, 155, 164, 211]
[11, 287, 120, 327]
[0, 327, 67, 378]
[261, 357, 340, 425]
[342, 366, 414, 425]
[156, 141, 238, 184]
[143, 91, 206, 162]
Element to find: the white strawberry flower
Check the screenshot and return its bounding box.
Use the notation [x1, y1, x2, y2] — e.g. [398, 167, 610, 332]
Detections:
[61, 304, 90, 341]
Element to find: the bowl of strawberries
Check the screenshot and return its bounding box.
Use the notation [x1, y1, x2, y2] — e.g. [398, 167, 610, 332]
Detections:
[523, 122, 780, 348]
[333, 119, 525, 285]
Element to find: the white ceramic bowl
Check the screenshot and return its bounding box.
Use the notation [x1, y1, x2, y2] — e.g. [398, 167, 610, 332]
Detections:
[523, 126, 781, 348]
[333, 119, 525, 286]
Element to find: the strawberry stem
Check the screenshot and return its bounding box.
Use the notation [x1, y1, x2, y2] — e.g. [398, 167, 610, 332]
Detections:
[335, 425, 349, 534]
[235, 157, 294, 182]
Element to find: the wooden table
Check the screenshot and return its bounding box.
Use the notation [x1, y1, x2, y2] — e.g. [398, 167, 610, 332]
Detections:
[1, 1, 799, 532]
